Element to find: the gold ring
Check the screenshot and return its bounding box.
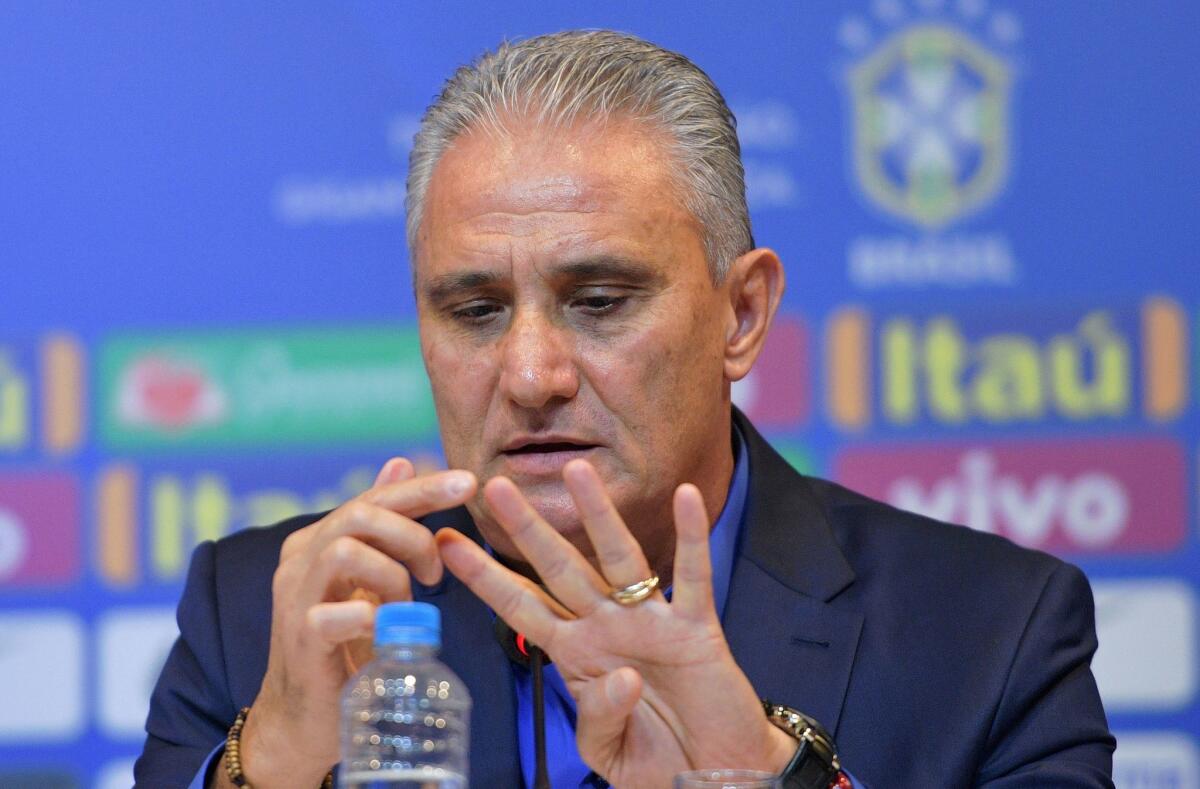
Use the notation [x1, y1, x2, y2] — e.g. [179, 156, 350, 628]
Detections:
[610, 574, 660, 605]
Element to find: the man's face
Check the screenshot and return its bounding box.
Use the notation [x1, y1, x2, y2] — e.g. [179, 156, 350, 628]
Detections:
[414, 117, 735, 565]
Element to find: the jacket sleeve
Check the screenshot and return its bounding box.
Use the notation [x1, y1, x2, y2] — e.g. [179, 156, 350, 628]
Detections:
[134, 540, 237, 788]
[977, 561, 1116, 788]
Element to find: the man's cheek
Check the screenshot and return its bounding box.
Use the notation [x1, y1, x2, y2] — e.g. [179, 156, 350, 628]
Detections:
[425, 339, 494, 396]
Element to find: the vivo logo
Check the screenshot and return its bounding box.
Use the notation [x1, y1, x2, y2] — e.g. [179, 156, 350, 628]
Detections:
[834, 437, 1185, 555]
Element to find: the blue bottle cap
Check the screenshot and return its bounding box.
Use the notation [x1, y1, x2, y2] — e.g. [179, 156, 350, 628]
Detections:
[374, 601, 441, 647]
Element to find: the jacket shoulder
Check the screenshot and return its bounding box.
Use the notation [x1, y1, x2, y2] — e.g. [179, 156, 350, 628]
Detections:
[803, 474, 1065, 588]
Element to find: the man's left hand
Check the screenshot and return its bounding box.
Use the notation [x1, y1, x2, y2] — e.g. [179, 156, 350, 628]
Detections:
[436, 459, 797, 789]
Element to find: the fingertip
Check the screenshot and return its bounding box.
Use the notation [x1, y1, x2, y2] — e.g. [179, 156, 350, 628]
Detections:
[413, 556, 445, 588]
[375, 457, 415, 486]
[442, 469, 477, 499]
[373, 459, 395, 486]
[673, 484, 709, 537]
[434, 527, 465, 547]
[482, 474, 513, 497]
[482, 475, 522, 515]
[435, 528, 475, 571]
[562, 458, 592, 482]
[395, 458, 416, 481]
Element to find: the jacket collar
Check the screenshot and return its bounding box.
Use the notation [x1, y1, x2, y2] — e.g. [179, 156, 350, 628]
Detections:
[733, 409, 856, 602]
[723, 409, 863, 736]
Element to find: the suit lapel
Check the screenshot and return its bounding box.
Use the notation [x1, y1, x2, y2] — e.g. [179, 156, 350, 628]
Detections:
[724, 412, 864, 736]
[416, 507, 524, 786]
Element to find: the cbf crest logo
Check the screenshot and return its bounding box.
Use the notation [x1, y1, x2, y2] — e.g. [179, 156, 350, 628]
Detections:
[841, 1, 1020, 229]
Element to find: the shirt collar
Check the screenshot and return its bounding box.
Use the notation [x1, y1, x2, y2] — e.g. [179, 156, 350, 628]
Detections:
[707, 421, 750, 620]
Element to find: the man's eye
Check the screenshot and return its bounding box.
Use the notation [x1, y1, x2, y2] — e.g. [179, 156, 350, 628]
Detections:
[451, 303, 502, 322]
[574, 295, 627, 314]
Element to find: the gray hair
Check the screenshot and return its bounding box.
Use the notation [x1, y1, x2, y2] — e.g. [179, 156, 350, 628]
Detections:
[405, 29, 754, 281]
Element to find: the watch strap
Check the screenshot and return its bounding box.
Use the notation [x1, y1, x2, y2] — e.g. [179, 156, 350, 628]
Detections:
[762, 701, 841, 789]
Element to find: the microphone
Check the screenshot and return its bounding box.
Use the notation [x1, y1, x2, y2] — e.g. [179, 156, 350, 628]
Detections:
[494, 618, 552, 789]
[493, 616, 552, 668]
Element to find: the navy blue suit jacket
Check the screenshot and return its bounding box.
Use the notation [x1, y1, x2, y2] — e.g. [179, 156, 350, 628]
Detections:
[135, 413, 1114, 787]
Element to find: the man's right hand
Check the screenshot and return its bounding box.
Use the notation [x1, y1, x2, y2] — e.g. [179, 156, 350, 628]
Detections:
[210, 457, 477, 789]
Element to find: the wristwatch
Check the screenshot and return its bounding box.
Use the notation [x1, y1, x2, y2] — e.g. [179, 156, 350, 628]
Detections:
[762, 700, 841, 789]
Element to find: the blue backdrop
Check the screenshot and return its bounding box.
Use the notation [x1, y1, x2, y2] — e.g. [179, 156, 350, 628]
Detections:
[1, 2, 1197, 787]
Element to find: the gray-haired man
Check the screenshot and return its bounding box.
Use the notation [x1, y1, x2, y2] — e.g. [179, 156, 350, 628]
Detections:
[137, 30, 1114, 789]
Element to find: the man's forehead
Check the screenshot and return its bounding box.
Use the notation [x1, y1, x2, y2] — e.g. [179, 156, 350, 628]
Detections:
[426, 117, 675, 215]
[414, 117, 700, 271]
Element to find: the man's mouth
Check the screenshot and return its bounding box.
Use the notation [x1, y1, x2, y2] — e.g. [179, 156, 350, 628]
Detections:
[499, 438, 600, 474]
[504, 440, 598, 454]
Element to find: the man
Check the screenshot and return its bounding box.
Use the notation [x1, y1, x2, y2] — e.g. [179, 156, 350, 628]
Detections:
[135, 30, 1114, 788]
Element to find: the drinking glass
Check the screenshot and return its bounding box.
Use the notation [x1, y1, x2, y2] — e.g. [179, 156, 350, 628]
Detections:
[673, 769, 782, 788]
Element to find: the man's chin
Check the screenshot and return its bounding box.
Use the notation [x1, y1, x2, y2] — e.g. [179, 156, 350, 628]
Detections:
[468, 481, 583, 534]
[467, 491, 592, 577]
[513, 485, 586, 536]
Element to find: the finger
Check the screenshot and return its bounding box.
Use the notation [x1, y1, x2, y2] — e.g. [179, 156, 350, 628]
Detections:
[307, 535, 414, 607]
[669, 484, 716, 619]
[283, 469, 473, 571]
[574, 667, 643, 768]
[436, 528, 568, 648]
[374, 456, 416, 487]
[308, 501, 444, 586]
[483, 475, 609, 614]
[306, 599, 375, 645]
[359, 469, 477, 518]
[563, 459, 655, 590]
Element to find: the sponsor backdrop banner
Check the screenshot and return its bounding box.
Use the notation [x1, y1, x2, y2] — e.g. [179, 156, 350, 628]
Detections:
[1, 2, 1197, 786]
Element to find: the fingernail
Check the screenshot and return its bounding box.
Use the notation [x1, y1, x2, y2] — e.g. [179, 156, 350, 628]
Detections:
[444, 471, 473, 496]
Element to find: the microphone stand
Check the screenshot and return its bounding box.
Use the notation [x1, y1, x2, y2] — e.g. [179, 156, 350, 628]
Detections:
[494, 617, 552, 789]
[530, 644, 550, 789]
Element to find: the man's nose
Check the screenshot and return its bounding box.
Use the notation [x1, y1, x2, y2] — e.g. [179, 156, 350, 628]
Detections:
[498, 308, 580, 408]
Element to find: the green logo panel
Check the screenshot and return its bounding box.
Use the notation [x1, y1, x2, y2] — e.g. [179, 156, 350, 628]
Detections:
[99, 326, 438, 449]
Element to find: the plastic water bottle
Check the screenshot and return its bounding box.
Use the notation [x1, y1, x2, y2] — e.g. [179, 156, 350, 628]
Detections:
[339, 602, 471, 788]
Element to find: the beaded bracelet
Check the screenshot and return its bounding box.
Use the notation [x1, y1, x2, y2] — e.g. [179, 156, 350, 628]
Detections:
[224, 706, 333, 789]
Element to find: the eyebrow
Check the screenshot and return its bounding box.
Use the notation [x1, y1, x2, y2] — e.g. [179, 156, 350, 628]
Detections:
[421, 256, 660, 304]
[422, 271, 502, 305]
[553, 256, 659, 284]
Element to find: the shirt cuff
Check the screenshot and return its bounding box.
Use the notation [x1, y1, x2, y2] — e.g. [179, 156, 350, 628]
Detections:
[188, 741, 226, 789]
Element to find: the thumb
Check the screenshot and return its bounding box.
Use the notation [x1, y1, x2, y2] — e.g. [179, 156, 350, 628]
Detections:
[575, 667, 642, 765]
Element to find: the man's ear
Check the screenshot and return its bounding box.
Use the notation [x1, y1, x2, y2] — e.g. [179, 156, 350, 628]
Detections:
[723, 247, 785, 382]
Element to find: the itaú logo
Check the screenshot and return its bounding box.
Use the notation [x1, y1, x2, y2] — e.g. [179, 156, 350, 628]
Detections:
[92, 457, 440, 587]
[834, 437, 1186, 555]
[93, 464, 375, 586]
[823, 296, 1189, 431]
